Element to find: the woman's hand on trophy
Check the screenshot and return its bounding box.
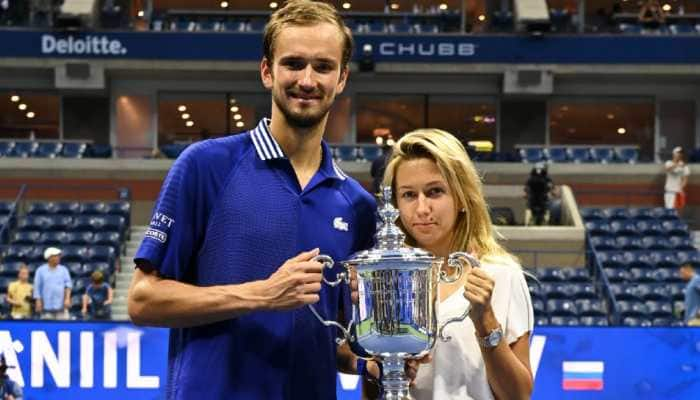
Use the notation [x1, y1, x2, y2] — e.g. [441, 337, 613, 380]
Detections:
[260, 248, 324, 310]
[405, 354, 432, 385]
[463, 267, 496, 326]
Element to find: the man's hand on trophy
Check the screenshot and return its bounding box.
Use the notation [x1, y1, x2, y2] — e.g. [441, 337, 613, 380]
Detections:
[405, 354, 432, 385]
[463, 268, 498, 333]
[348, 265, 359, 304]
[260, 248, 324, 310]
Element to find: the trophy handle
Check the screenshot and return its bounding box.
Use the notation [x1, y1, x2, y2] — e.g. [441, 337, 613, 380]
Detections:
[437, 252, 481, 342]
[306, 254, 355, 345]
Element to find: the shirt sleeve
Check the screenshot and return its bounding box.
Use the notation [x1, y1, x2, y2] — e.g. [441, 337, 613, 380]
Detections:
[504, 267, 534, 345]
[64, 268, 73, 289]
[684, 165, 691, 177]
[33, 269, 42, 299]
[134, 145, 209, 280]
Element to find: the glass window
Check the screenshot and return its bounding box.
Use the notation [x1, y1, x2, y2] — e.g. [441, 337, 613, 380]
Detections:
[356, 94, 425, 144]
[0, 92, 59, 140]
[116, 95, 154, 158]
[157, 93, 227, 146]
[63, 96, 110, 144]
[427, 96, 497, 147]
[500, 100, 547, 152]
[325, 96, 353, 143]
[548, 99, 655, 160]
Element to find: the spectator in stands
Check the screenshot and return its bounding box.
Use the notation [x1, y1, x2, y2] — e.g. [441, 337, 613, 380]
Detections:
[680, 263, 700, 326]
[0, 354, 22, 400]
[664, 146, 690, 210]
[33, 247, 72, 320]
[525, 162, 554, 225]
[6, 264, 33, 319]
[81, 271, 113, 320]
[638, 0, 666, 30]
[127, 1, 377, 399]
[371, 128, 534, 399]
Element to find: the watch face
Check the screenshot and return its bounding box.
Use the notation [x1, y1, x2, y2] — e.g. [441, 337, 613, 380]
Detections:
[486, 328, 503, 347]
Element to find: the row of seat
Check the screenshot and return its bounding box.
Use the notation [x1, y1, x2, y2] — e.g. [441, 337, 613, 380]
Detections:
[609, 282, 685, 303]
[597, 250, 700, 270]
[586, 219, 689, 237]
[11, 231, 122, 251]
[519, 146, 639, 164]
[22, 201, 130, 219]
[13, 215, 127, 235]
[603, 266, 683, 283]
[619, 23, 700, 35]
[161, 143, 388, 162]
[0, 261, 114, 280]
[533, 298, 608, 318]
[581, 207, 679, 222]
[0, 141, 113, 159]
[0, 245, 117, 266]
[590, 235, 694, 251]
[535, 315, 610, 326]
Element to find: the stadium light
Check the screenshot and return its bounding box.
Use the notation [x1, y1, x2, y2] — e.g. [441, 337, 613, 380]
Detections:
[606, 113, 615, 119]
[390, 3, 399, 10]
[186, 120, 194, 127]
[26, 111, 35, 118]
[236, 121, 245, 128]
[18, 103, 27, 110]
[181, 113, 190, 120]
[342, 2, 351, 10]
[662, 4, 671, 12]
[233, 114, 242, 120]
[220, 1, 229, 9]
[478, 15, 486, 22]
[177, 105, 186, 112]
[269, 2, 278, 9]
[10, 95, 19, 102]
[137, 10, 144, 17]
[617, 127, 626, 135]
[230, 106, 239, 113]
[439, 3, 448, 11]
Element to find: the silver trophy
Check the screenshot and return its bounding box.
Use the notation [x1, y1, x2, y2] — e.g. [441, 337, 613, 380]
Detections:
[309, 186, 479, 400]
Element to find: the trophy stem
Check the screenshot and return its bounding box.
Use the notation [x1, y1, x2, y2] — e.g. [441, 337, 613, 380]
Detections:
[381, 355, 412, 400]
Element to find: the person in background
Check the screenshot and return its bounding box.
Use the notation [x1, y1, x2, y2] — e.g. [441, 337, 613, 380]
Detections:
[33, 247, 72, 320]
[664, 146, 690, 210]
[6, 264, 32, 319]
[82, 270, 113, 320]
[0, 354, 22, 399]
[679, 263, 700, 326]
[524, 162, 553, 225]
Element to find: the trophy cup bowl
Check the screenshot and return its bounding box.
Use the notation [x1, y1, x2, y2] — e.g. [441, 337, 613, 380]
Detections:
[308, 187, 479, 400]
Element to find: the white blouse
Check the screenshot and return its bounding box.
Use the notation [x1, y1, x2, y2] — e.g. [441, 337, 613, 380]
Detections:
[410, 256, 534, 400]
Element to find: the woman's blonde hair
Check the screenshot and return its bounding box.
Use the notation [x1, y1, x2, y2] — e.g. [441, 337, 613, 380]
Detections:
[382, 128, 513, 261]
[263, 0, 354, 69]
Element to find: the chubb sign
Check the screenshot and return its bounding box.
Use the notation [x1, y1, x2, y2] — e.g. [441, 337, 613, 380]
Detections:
[0, 323, 165, 396]
[41, 34, 128, 56]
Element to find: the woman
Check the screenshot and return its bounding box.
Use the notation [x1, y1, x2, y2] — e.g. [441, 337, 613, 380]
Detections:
[370, 128, 534, 399]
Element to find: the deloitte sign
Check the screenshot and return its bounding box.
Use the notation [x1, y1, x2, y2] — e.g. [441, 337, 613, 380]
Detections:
[41, 34, 128, 56]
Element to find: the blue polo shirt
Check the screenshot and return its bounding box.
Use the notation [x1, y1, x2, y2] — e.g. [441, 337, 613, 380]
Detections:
[135, 118, 377, 400]
[685, 274, 700, 323]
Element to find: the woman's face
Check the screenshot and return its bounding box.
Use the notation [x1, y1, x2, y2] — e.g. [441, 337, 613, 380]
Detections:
[395, 158, 459, 257]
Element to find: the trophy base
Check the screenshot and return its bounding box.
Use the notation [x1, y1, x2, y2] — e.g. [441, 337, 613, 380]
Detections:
[381, 355, 413, 400]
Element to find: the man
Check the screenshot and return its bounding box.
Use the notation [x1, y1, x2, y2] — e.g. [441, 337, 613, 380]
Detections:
[81, 270, 113, 320]
[664, 146, 690, 210]
[127, 1, 377, 398]
[6, 264, 32, 319]
[524, 162, 553, 225]
[0, 354, 22, 400]
[680, 263, 700, 325]
[33, 247, 72, 320]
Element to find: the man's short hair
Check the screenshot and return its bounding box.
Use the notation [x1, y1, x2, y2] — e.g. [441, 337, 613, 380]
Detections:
[263, 0, 354, 69]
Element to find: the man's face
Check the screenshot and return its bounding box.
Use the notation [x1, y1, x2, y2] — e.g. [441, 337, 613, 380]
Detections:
[680, 266, 694, 281]
[48, 254, 61, 265]
[261, 22, 348, 129]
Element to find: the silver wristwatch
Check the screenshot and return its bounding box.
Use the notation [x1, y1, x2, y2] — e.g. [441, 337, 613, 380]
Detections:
[478, 325, 503, 348]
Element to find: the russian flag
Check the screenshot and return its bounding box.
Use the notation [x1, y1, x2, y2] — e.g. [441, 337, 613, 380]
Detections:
[562, 361, 604, 391]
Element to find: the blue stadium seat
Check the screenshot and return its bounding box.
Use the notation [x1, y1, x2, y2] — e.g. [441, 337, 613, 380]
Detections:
[676, 250, 700, 268]
[532, 298, 546, 315]
[615, 236, 642, 251]
[661, 220, 689, 236]
[81, 202, 108, 215]
[585, 220, 611, 236]
[623, 251, 653, 269]
[598, 251, 627, 269]
[636, 284, 670, 302]
[668, 283, 686, 301]
[604, 267, 630, 283]
[86, 144, 113, 158]
[389, 22, 412, 33]
[546, 299, 579, 316]
[651, 207, 679, 221]
[621, 316, 652, 327]
[567, 147, 593, 163]
[549, 316, 580, 326]
[559, 268, 590, 282]
[334, 145, 358, 162]
[635, 220, 663, 236]
[40, 231, 69, 246]
[358, 146, 383, 162]
[628, 207, 655, 220]
[541, 283, 570, 300]
[8, 141, 37, 157]
[87, 246, 116, 264]
[72, 278, 89, 295]
[25, 246, 45, 263]
[669, 236, 695, 250]
[579, 316, 609, 326]
[617, 300, 649, 318]
[629, 268, 658, 283]
[0, 202, 15, 216]
[17, 216, 51, 231]
[492, 10, 514, 31]
[61, 246, 88, 263]
[535, 268, 566, 282]
[615, 147, 638, 163]
[590, 236, 618, 250]
[103, 215, 126, 235]
[655, 268, 683, 283]
[45, 215, 73, 231]
[66, 231, 94, 245]
[11, 231, 41, 245]
[649, 251, 679, 269]
[519, 147, 545, 163]
[535, 316, 549, 325]
[68, 262, 91, 277]
[641, 236, 672, 250]
[590, 147, 615, 163]
[575, 299, 607, 317]
[610, 220, 637, 236]
[61, 142, 87, 158]
[248, 19, 266, 32]
[93, 232, 121, 252]
[0, 141, 15, 157]
[602, 207, 629, 221]
[580, 208, 605, 221]
[0, 262, 24, 277]
[33, 142, 62, 158]
[54, 201, 81, 215]
[669, 24, 695, 34]
[544, 147, 568, 163]
[106, 202, 131, 226]
[645, 301, 673, 319]
[84, 262, 112, 276]
[651, 318, 675, 326]
[566, 283, 598, 299]
[72, 216, 95, 232]
[528, 282, 544, 301]
[26, 202, 55, 215]
[0, 277, 11, 292]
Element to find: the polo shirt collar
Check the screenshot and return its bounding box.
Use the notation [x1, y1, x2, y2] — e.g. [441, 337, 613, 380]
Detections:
[250, 118, 346, 181]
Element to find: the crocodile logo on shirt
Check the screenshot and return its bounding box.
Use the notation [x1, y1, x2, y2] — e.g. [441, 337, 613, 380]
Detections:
[333, 217, 349, 232]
